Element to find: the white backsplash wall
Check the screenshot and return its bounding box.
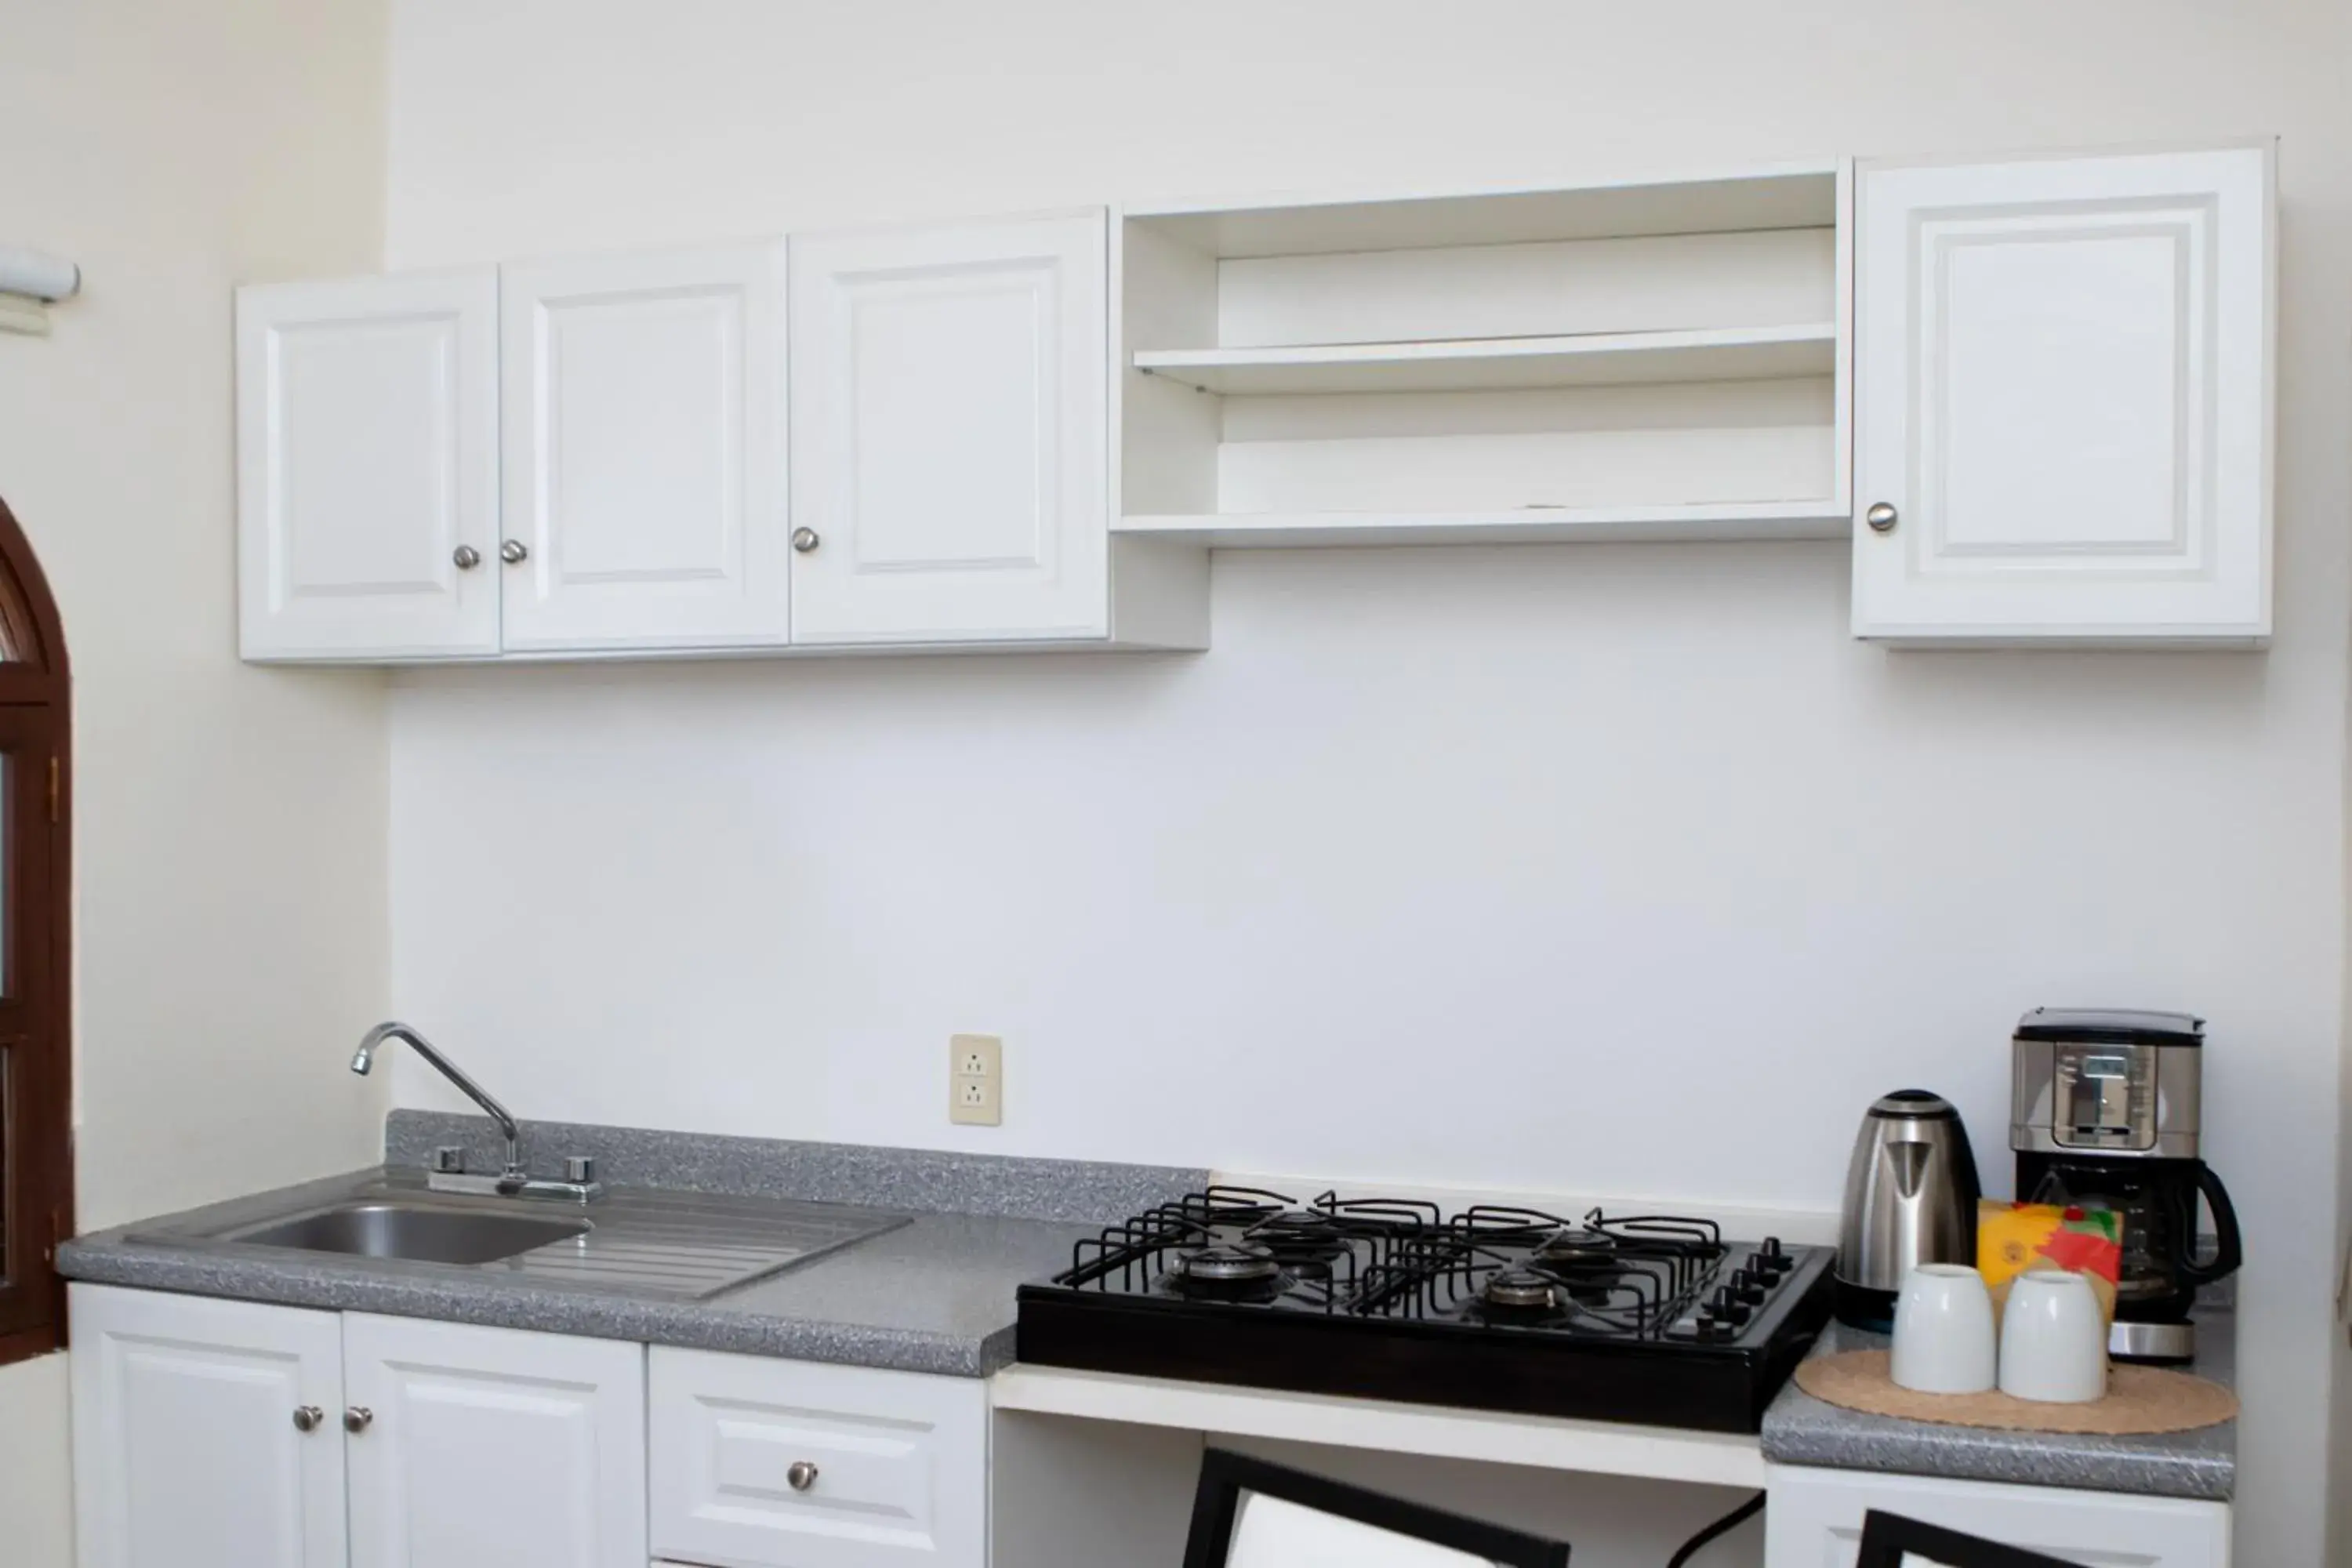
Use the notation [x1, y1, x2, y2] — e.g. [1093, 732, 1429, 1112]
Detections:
[389, 543, 2328, 1203]
[383, 2, 2352, 1561]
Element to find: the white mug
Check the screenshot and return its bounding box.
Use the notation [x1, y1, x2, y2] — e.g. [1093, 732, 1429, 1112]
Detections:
[1998, 1267, 2109, 1403]
[1889, 1264, 1998, 1395]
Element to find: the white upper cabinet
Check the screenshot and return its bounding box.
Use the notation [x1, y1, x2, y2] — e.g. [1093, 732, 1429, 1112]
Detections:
[1852, 145, 2274, 644]
[72, 1285, 350, 1568]
[789, 212, 1111, 644]
[238, 270, 499, 660]
[501, 242, 791, 652]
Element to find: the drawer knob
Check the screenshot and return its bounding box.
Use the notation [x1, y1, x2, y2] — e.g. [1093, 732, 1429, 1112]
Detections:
[786, 1460, 819, 1493]
[1864, 501, 1899, 534]
[791, 527, 821, 554]
[452, 544, 481, 571]
[292, 1405, 323, 1433]
[499, 539, 529, 564]
[344, 1406, 374, 1434]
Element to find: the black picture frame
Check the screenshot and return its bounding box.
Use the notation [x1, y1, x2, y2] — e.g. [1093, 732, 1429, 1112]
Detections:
[1856, 1509, 2082, 1568]
[1181, 1447, 1571, 1567]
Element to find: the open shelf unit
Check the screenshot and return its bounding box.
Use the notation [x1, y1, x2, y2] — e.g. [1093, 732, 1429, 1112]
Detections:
[1115, 163, 1852, 546]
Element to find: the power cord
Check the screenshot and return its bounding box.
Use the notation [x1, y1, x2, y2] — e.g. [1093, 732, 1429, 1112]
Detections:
[1666, 1490, 1765, 1568]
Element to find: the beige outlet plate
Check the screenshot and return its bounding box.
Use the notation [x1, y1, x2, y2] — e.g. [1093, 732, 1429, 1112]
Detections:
[949, 1033, 1002, 1126]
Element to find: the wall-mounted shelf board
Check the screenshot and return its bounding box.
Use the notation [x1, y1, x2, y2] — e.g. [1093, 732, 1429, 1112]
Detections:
[1127, 164, 1839, 258]
[1133, 324, 1835, 397]
[1114, 499, 1847, 548]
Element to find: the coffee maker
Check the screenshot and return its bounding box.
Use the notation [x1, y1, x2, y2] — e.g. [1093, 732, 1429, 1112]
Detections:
[2010, 1008, 2242, 1363]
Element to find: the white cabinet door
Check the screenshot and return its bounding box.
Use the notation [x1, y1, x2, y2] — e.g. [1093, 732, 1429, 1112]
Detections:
[789, 212, 1109, 644]
[343, 1314, 646, 1568]
[1763, 1463, 2230, 1567]
[1852, 146, 2272, 644]
[501, 242, 790, 652]
[71, 1283, 348, 1568]
[648, 1345, 988, 1568]
[237, 270, 500, 660]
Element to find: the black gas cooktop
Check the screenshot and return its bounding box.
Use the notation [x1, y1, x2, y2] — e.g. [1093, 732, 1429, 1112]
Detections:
[1014, 1187, 1835, 1433]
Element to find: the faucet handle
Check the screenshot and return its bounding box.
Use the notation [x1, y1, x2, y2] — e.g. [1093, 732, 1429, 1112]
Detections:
[564, 1156, 597, 1185]
[432, 1146, 466, 1174]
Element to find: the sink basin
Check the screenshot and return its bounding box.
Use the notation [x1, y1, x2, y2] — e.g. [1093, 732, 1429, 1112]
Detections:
[229, 1203, 590, 1265]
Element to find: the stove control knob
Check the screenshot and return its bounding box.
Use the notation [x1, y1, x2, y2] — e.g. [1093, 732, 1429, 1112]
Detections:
[1757, 1237, 1791, 1273]
[1709, 1286, 1751, 1326]
[1691, 1309, 1720, 1341]
[1744, 1253, 1779, 1283]
[1729, 1269, 1766, 1305]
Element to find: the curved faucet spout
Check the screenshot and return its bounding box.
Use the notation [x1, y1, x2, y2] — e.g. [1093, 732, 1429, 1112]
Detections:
[353, 1022, 524, 1178]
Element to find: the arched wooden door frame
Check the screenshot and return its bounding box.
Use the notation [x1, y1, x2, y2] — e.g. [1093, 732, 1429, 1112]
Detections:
[0, 488, 72, 1363]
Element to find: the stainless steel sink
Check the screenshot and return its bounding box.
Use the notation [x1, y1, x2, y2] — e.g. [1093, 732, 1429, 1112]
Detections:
[228, 1203, 590, 1265]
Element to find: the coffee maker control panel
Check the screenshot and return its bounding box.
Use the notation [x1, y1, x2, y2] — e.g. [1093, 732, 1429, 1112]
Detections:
[2011, 1008, 2204, 1162]
[2052, 1044, 2158, 1149]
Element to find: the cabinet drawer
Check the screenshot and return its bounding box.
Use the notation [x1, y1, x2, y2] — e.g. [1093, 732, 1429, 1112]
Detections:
[649, 1347, 986, 1568]
[1763, 1462, 2231, 1567]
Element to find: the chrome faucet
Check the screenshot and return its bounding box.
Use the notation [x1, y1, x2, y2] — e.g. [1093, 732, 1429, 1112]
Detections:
[351, 1022, 603, 1203]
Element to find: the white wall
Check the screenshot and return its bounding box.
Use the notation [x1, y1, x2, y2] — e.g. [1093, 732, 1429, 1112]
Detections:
[0, 2, 392, 1561]
[382, 2, 2352, 1561]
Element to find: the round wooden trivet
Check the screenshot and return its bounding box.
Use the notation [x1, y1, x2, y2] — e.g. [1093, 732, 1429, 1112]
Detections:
[1793, 1350, 2237, 1435]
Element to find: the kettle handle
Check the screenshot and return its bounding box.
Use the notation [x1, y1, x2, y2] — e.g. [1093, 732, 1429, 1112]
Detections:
[2179, 1164, 2243, 1287]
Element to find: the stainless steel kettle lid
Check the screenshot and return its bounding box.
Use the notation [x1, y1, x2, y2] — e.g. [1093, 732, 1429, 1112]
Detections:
[1867, 1088, 1959, 1117]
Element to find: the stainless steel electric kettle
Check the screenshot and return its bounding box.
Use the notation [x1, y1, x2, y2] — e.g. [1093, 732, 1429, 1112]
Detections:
[1835, 1090, 1982, 1329]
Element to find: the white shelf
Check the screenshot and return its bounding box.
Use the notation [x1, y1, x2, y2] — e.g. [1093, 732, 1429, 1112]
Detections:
[1127, 165, 1839, 257]
[989, 1365, 1767, 1489]
[1114, 499, 1848, 548]
[1133, 324, 1835, 397]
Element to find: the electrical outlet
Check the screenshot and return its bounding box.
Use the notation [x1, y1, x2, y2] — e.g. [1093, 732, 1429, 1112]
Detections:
[949, 1033, 1002, 1127]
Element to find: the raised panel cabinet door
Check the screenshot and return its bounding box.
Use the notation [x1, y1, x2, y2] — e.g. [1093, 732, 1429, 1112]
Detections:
[70, 1284, 349, 1568]
[1762, 1463, 2231, 1568]
[648, 1345, 989, 1568]
[237, 269, 500, 660]
[789, 212, 1109, 644]
[501, 242, 790, 651]
[343, 1314, 647, 1568]
[1852, 145, 2273, 644]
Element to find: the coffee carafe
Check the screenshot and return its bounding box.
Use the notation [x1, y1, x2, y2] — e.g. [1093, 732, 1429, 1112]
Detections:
[2010, 1008, 2242, 1363]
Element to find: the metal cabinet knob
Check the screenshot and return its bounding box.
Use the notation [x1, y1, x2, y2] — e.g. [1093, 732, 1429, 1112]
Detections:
[1864, 502, 1900, 534]
[452, 544, 481, 570]
[790, 527, 821, 554]
[344, 1406, 373, 1434]
[499, 539, 529, 564]
[292, 1406, 324, 1432]
[786, 1461, 819, 1492]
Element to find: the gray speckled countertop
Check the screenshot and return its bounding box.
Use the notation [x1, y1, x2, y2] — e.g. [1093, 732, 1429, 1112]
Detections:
[59, 1117, 1206, 1377]
[1760, 1319, 2236, 1501]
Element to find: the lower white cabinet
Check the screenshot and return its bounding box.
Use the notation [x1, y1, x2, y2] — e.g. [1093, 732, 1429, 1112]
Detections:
[343, 1313, 647, 1568]
[1763, 1463, 2231, 1568]
[69, 1285, 647, 1568]
[648, 1345, 989, 1568]
[72, 1286, 350, 1568]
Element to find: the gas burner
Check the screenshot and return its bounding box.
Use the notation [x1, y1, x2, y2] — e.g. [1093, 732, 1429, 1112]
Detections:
[1169, 1242, 1285, 1302]
[1534, 1228, 1619, 1269]
[1478, 1269, 1568, 1322]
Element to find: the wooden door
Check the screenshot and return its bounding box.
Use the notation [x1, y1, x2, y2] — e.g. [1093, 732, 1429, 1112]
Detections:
[236, 270, 500, 659]
[789, 212, 1109, 644]
[1852, 146, 2271, 644]
[499, 242, 790, 652]
[343, 1313, 646, 1568]
[70, 1284, 349, 1568]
